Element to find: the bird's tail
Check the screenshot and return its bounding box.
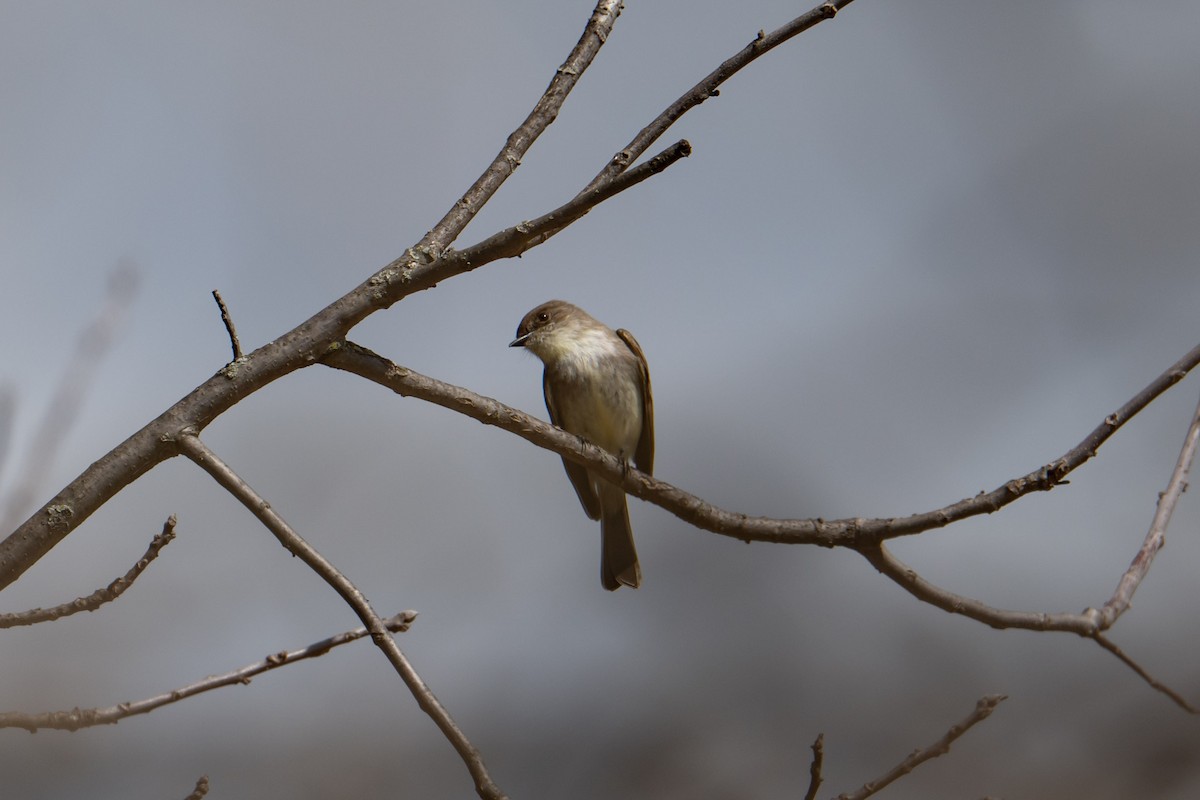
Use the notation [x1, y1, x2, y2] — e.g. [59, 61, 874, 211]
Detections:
[599, 482, 641, 590]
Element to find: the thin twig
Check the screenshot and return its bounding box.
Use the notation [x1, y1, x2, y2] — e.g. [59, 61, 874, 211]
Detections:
[183, 776, 210, 800]
[175, 432, 507, 800]
[804, 733, 824, 800]
[855, 542, 1097, 634]
[1098, 388, 1200, 628]
[453, 139, 691, 267]
[0, 515, 177, 628]
[0, 611, 416, 732]
[835, 695, 1006, 800]
[211, 290, 243, 361]
[582, 0, 854, 194]
[1092, 634, 1198, 713]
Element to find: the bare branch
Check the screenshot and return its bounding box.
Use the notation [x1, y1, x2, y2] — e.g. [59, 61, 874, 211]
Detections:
[211, 289, 243, 361]
[583, 0, 854, 194]
[175, 432, 507, 800]
[0, 611, 416, 732]
[0, 515, 178, 628]
[321, 340, 1200, 549]
[413, 0, 624, 258]
[1098, 388, 1200, 628]
[804, 732, 824, 800]
[855, 542, 1099, 635]
[183, 776, 210, 800]
[835, 695, 1006, 800]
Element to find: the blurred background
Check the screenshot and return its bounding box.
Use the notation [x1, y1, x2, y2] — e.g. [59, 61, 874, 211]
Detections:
[2, 1, 1200, 797]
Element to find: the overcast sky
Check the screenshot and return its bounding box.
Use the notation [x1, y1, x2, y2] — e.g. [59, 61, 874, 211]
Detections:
[2, 2, 1200, 798]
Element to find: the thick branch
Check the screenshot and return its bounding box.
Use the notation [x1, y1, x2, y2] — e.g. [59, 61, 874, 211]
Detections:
[835, 695, 1006, 800]
[0, 515, 177, 628]
[0, 611, 416, 732]
[322, 340, 1200, 549]
[176, 433, 507, 800]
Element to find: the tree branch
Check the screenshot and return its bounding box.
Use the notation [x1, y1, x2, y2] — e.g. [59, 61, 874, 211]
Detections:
[175, 432, 507, 800]
[322, 340, 1200, 549]
[855, 541, 1098, 634]
[835, 695, 1006, 800]
[0, 515, 177, 628]
[0, 611, 417, 732]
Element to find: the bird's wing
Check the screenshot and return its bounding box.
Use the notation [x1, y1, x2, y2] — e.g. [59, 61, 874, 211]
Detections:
[616, 328, 654, 475]
[544, 370, 602, 520]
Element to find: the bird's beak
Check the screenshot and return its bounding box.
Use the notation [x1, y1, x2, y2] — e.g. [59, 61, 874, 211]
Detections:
[508, 332, 531, 348]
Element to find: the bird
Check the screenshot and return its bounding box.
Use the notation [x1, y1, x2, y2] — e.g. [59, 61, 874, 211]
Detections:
[510, 300, 654, 590]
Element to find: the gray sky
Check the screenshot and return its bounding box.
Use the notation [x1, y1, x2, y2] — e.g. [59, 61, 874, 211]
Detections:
[3, 2, 1200, 798]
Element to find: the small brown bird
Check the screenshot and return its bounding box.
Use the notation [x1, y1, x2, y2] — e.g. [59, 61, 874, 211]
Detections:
[510, 300, 654, 590]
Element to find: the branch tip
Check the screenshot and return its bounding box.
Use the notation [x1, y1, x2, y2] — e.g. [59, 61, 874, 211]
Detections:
[211, 289, 243, 361]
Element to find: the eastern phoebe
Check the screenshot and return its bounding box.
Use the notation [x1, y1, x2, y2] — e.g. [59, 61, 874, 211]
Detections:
[510, 300, 654, 590]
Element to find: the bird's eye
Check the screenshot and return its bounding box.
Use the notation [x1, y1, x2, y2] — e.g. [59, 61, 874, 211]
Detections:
[536, 311, 549, 323]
